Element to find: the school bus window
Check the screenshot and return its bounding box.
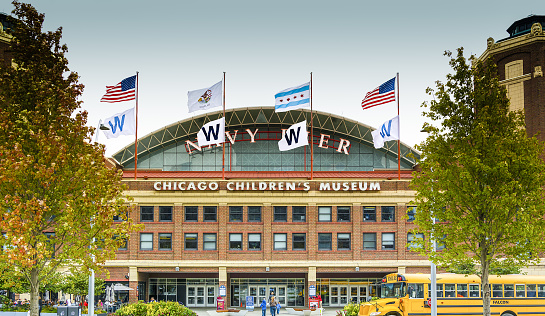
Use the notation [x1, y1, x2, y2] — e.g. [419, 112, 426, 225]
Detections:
[444, 284, 455, 297]
[456, 284, 468, 297]
[469, 284, 480, 297]
[428, 284, 444, 298]
[538, 284, 545, 297]
[492, 284, 503, 297]
[407, 283, 424, 298]
[527, 284, 537, 297]
[515, 284, 525, 297]
[504, 284, 514, 297]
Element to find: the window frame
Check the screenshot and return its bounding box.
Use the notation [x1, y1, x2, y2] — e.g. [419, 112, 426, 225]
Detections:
[337, 233, 351, 250]
[248, 206, 262, 222]
[185, 206, 198, 222]
[381, 206, 395, 222]
[363, 207, 376, 222]
[318, 206, 332, 222]
[203, 206, 217, 222]
[381, 232, 395, 250]
[407, 232, 425, 250]
[140, 206, 154, 222]
[292, 206, 306, 222]
[274, 206, 288, 222]
[158, 233, 172, 251]
[337, 206, 351, 222]
[229, 206, 243, 222]
[248, 233, 261, 250]
[140, 233, 153, 250]
[159, 206, 173, 222]
[229, 233, 243, 250]
[318, 233, 332, 251]
[407, 206, 416, 222]
[203, 233, 217, 250]
[292, 233, 306, 251]
[273, 233, 287, 250]
[363, 233, 377, 250]
[184, 233, 198, 250]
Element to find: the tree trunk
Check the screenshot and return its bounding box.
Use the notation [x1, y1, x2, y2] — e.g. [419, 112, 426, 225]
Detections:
[30, 268, 40, 316]
[481, 253, 491, 316]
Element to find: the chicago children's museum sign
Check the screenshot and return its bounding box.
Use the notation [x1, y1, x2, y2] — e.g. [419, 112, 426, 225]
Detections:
[153, 181, 381, 192]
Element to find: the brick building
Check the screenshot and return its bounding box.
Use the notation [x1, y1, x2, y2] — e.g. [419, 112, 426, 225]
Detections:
[479, 15, 545, 141]
[103, 107, 432, 307]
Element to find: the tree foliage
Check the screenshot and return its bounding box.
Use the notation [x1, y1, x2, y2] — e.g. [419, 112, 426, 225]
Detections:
[61, 269, 105, 299]
[411, 48, 545, 316]
[0, 2, 139, 316]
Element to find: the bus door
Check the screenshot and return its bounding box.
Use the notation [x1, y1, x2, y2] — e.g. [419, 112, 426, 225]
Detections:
[406, 283, 426, 314]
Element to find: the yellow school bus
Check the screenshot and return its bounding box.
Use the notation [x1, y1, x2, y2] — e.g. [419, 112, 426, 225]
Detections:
[358, 272, 545, 316]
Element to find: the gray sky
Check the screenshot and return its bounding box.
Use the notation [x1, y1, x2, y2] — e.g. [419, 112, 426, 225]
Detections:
[2, 0, 543, 156]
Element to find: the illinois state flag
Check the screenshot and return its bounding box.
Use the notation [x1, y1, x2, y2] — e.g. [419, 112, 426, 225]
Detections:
[275, 82, 310, 112]
[361, 77, 396, 110]
[198, 117, 225, 147]
[371, 116, 400, 148]
[278, 121, 309, 151]
[188, 81, 223, 113]
[100, 76, 136, 103]
[101, 107, 136, 139]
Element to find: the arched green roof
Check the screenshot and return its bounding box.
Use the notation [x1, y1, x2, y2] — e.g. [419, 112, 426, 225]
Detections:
[112, 107, 419, 171]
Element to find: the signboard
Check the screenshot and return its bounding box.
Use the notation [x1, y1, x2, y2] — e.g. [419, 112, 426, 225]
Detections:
[153, 180, 381, 192]
[219, 285, 226, 297]
[246, 296, 254, 310]
[309, 285, 316, 296]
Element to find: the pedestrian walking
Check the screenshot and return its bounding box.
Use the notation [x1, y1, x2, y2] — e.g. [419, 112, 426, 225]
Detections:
[260, 299, 267, 316]
[269, 296, 277, 316]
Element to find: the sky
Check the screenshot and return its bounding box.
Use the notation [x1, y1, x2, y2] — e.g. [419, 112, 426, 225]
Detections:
[1, 0, 544, 157]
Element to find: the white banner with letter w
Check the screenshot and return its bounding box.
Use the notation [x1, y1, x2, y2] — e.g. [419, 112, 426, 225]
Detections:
[198, 117, 226, 147]
[278, 120, 308, 151]
[101, 107, 136, 139]
[371, 115, 400, 149]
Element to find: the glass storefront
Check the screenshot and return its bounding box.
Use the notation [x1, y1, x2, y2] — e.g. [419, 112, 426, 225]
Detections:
[316, 278, 382, 307]
[230, 278, 305, 307]
[148, 278, 218, 307]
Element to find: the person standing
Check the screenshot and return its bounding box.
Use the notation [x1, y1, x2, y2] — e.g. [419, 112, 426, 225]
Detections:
[260, 299, 267, 316]
[269, 296, 277, 316]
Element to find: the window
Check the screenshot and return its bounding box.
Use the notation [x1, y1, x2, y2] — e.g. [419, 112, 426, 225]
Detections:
[504, 284, 514, 297]
[444, 284, 455, 298]
[204, 206, 217, 222]
[337, 207, 350, 222]
[363, 233, 376, 250]
[292, 206, 306, 222]
[140, 206, 154, 222]
[436, 284, 444, 298]
[381, 206, 395, 222]
[539, 284, 545, 297]
[248, 206, 262, 222]
[159, 206, 172, 222]
[337, 233, 351, 250]
[229, 233, 243, 250]
[248, 233, 261, 250]
[527, 284, 536, 297]
[184, 233, 198, 250]
[436, 235, 447, 251]
[469, 284, 480, 297]
[492, 284, 503, 297]
[274, 233, 287, 250]
[274, 206, 288, 222]
[407, 233, 424, 250]
[515, 284, 525, 297]
[185, 206, 198, 222]
[456, 284, 468, 297]
[382, 233, 395, 250]
[318, 233, 332, 250]
[407, 283, 425, 298]
[229, 206, 243, 222]
[318, 207, 332, 222]
[114, 234, 128, 250]
[293, 233, 306, 250]
[363, 207, 376, 222]
[140, 233, 153, 250]
[203, 233, 217, 250]
[113, 212, 126, 222]
[407, 206, 416, 222]
[159, 233, 172, 250]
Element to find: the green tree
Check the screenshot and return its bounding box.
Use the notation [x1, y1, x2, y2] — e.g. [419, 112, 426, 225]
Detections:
[61, 269, 105, 301]
[411, 48, 545, 316]
[0, 2, 140, 316]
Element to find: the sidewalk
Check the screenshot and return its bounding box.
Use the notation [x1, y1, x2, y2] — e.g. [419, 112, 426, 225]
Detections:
[189, 307, 342, 316]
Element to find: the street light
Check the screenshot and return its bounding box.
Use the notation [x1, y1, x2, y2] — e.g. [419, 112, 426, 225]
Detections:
[421, 127, 437, 316]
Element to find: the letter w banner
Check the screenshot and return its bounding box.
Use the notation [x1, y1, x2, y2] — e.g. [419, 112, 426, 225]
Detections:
[278, 120, 309, 151]
[371, 116, 400, 149]
[101, 107, 136, 139]
[198, 117, 226, 147]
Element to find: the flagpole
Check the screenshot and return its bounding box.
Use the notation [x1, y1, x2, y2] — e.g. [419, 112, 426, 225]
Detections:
[310, 72, 314, 180]
[134, 71, 139, 180]
[396, 72, 400, 180]
[222, 72, 226, 180]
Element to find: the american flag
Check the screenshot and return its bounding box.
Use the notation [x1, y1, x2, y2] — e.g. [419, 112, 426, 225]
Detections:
[100, 75, 136, 103]
[361, 77, 396, 110]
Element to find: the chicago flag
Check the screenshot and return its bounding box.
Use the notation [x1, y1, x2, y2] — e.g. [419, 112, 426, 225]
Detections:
[278, 121, 309, 151]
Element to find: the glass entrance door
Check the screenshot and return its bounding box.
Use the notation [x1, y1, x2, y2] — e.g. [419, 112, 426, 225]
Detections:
[259, 286, 267, 304]
[330, 286, 348, 306]
[276, 286, 286, 305]
[350, 286, 368, 303]
[249, 286, 257, 305]
[207, 286, 216, 306]
[196, 286, 205, 307]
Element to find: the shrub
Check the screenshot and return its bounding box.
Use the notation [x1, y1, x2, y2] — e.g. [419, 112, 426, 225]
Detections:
[342, 302, 363, 316]
[115, 301, 196, 316]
